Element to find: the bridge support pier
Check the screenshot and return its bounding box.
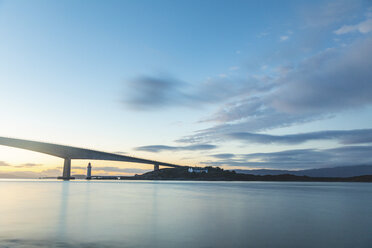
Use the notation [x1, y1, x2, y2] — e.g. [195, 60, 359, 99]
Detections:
[154, 163, 159, 171]
[58, 158, 74, 180]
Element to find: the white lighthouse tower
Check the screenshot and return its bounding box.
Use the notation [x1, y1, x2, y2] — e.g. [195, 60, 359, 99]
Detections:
[87, 162, 92, 179]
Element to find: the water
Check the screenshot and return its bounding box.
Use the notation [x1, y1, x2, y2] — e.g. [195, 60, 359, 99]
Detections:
[0, 180, 371, 248]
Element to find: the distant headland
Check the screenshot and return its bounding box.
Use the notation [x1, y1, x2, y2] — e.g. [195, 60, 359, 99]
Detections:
[87, 166, 372, 182]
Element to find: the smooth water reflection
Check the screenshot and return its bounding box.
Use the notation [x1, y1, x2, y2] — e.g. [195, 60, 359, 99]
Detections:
[1, 180, 371, 247]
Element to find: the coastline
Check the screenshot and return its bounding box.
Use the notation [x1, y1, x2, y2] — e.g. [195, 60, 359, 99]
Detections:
[87, 167, 372, 182]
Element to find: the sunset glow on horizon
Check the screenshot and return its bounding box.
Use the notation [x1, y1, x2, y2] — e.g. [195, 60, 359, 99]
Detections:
[1, 0, 372, 178]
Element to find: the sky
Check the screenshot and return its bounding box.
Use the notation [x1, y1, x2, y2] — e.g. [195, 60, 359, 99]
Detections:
[0, 0, 372, 177]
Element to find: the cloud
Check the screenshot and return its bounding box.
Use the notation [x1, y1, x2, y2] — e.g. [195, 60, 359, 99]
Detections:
[14, 163, 42, 168]
[123, 74, 273, 111]
[257, 32, 270, 38]
[0, 165, 60, 178]
[275, 65, 293, 76]
[113, 151, 128, 155]
[123, 75, 192, 110]
[279, 30, 292, 41]
[202, 145, 372, 169]
[210, 153, 235, 159]
[135, 144, 217, 153]
[270, 38, 372, 114]
[0, 171, 41, 179]
[280, 35, 289, 41]
[334, 18, 372, 35]
[93, 166, 149, 174]
[227, 129, 372, 145]
[40, 168, 62, 177]
[229, 66, 240, 71]
[177, 109, 323, 144]
[300, 0, 362, 28]
[178, 37, 372, 143]
[0, 161, 10, 166]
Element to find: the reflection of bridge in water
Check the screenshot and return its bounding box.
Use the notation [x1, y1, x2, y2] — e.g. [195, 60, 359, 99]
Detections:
[0, 136, 185, 180]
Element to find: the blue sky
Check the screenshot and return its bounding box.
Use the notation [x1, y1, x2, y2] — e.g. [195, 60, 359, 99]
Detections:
[0, 0, 372, 177]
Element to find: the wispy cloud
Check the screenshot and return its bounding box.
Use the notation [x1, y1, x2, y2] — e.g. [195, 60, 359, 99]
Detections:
[0, 161, 10, 167]
[123, 74, 273, 111]
[135, 144, 217, 153]
[270, 38, 372, 114]
[210, 153, 235, 159]
[203, 145, 372, 169]
[14, 163, 42, 168]
[40, 168, 62, 177]
[0, 166, 62, 178]
[227, 129, 372, 145]
[280, 35, 289, 41]
[300, 0, 361, 28]
[229, 66, 240, 71]
[257, 32, 270, 38]
[122, 75, 192, 110]
[93, 167, 149, 174]
[178, 37, 372, 143]
[113, 151, 128, 155]
[334, 18, 372, 34]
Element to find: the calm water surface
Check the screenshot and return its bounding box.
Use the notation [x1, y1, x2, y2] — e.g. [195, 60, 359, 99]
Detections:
[0, 179, 371, 248]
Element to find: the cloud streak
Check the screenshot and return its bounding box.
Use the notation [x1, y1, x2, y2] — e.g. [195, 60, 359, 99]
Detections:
[334, 18, 372, 34]
[210, 153, 236, 159]
[93, 166, 149, 174]
[123, 76, 193, 110]
[280, 35, 289, 41]
[227, 129, 372, 145]
[135, 144, 217, 153]
[0, 161, 10, 167]
[300, 0, 361, 28]
[203, 145, 372, 169]
[178, 37, 372, 143]
[123, 74, 273, 111]
[14, 163, 42, 168]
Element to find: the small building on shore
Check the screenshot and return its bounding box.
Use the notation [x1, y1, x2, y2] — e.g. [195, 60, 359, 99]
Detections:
[188, 167, 208, 173]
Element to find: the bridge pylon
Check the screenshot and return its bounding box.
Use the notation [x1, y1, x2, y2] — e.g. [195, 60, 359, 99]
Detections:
[57, 158, 75, 180]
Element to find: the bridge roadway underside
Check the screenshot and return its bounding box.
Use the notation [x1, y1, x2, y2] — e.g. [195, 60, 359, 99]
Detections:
[0, 136, 183, 180]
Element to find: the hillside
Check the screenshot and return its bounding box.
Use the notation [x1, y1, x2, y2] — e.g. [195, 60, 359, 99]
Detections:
[235, 165, 372, 178]
[129, 166, 372, 182]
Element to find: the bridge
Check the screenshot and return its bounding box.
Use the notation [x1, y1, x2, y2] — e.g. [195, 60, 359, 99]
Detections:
[0, 136, 185, 180]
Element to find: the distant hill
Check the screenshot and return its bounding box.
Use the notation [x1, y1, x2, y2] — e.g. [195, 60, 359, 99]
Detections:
[99, 167, 372, 182]
[0, 171, 39, 179]
[234, 165, 372, 178]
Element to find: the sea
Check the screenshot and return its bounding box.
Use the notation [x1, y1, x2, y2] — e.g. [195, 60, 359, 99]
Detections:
[0, 179, 371, 248]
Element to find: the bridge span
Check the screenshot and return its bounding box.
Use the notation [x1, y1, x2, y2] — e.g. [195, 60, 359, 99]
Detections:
[0, 136, 185, 180]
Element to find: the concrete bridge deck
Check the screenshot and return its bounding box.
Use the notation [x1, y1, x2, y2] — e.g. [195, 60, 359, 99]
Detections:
[0, 136, 185, 180]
